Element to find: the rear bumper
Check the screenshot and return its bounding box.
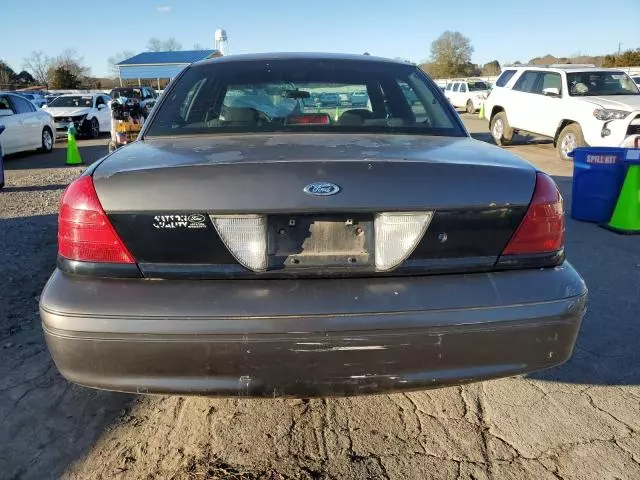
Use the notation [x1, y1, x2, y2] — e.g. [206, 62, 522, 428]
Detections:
[40, 264, 587, 397]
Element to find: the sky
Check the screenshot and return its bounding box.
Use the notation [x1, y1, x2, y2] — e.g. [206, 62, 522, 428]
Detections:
[2, 0, 639, 78]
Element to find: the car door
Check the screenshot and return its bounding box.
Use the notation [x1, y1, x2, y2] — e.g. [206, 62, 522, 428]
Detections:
[449, 83, 461, 107]
[10, 95, 42, 149]
[95, 96, 110, 131]
[525, 71, 564, 137]
[457, 82, 468, 107]
[0, 95, 22, 154]
[507, 70, 541, 132]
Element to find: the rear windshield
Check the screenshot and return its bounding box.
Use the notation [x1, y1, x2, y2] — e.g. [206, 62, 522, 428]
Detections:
[566, 71, 639, 96]
[145, 59, 464, 137]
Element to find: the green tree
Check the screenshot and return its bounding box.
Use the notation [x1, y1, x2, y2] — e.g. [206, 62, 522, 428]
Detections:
[0, 61, 16, 88]
[429, 31, 474, 78]
[482, 60, 501, 76]
[603, 48, 640, 67]
[48, 66, 81, 89]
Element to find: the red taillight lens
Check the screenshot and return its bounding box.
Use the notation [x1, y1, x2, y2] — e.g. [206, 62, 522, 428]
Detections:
[58, 176, 135, 263]
[287, 114, 331, 125]
[502, 173, 564, 255]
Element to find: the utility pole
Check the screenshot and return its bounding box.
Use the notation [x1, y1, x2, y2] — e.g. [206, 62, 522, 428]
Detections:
[617, 42, 622, 56]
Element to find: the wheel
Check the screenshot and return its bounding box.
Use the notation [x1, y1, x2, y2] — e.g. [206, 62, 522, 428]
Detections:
[490, 111, 513, 146]
[466, 100, 475, 114]
[556, 123, 586, 161]
[89, 117, 100, 139]
[39, 127, 53, 153]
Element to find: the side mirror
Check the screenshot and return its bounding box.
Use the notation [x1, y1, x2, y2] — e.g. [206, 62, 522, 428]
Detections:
[0, 109, 13, 117]
[543, 87, 561, 97]
[98, 103, 107, 110]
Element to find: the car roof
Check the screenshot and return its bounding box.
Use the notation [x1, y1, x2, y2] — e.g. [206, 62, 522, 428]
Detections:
[506, 65, 627, 74]
[194, 52, 409, 67]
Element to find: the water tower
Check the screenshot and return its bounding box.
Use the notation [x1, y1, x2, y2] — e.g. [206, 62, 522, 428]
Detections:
[215, 29, 229, 56]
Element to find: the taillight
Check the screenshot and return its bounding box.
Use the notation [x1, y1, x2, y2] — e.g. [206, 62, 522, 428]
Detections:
[502, 173, 564, 255]
[58, 176, 135, 263]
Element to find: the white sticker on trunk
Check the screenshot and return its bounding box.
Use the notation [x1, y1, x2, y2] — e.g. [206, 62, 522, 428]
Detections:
[153, 214, 207, 229]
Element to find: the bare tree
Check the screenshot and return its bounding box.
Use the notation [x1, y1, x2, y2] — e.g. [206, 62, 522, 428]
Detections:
[147, 37, 182, 52]
[107, 50, 135, 78]
[22, 51, 53, 85]
[53, 49, 90, 79]
[429, 31, 474, 79]
[192, 43, 205, 50]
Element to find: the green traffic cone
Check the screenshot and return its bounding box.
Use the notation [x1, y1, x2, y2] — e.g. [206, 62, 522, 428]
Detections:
[335, 106, 340, 122]
[66, 125, 83, 166]
[478, 101, 485, 119]
[603, 164, 640, 234]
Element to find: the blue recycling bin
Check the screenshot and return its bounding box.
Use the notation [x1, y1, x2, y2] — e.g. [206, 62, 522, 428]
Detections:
[570, 147, 629, 222]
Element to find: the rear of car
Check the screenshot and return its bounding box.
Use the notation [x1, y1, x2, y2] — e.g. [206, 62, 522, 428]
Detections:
[40, 54, 586, 397]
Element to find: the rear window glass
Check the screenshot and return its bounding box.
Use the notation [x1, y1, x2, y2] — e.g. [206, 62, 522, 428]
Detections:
[495, 70, 517, 87]
[146, 59, 464, 138]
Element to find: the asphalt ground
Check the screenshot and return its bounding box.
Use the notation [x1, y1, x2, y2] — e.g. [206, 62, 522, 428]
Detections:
[0, 117, 638, 479]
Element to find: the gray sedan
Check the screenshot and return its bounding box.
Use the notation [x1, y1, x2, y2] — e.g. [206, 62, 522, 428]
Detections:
[40, 53, 587, 397]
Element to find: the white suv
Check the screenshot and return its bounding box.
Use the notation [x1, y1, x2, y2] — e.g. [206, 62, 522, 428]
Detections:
[444, 78, 491, 114]
[484, 65, 640, 160]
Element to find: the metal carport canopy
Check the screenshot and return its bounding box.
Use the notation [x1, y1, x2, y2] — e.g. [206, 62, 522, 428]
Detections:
[116, 50, 220, 79]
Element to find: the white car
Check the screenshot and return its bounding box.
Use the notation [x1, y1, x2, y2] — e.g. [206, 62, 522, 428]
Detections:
[444, 79, 491, 113]
[0, 92, 55, 155]
[485, 65, 640, 160]
[15, 92, 47, 108]
[43, 93, 112, 138]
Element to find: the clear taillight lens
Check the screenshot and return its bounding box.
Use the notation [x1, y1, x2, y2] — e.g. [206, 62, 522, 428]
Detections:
[211, 215, 268, 271]
[374, 212, 433, 271]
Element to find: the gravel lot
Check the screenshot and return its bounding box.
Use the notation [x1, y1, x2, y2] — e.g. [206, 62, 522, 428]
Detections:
[1, 121, 639, 480]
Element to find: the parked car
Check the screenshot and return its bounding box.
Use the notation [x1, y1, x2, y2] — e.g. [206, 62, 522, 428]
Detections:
[349, 90, 368, 107]
[40, 53, 586, 397]
[485, 65, 640, 160]
[108, 86, 158, 113]
[444, 79, 491, 113]
[318, 92, 340, 107]
[0, 92, 55, 155]
[43, 93, 112, 138]
[14, 91, 47, 108]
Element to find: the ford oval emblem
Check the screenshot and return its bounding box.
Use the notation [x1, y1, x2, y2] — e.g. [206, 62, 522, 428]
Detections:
[303, 182, 341, 196]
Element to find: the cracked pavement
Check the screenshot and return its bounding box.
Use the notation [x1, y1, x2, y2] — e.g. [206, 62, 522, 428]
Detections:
[0, 119, 639, 479]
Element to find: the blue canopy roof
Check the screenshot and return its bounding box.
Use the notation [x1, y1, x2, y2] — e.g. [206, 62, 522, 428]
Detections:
[116, 50, 219, 79]
[117, 50, 218, 66]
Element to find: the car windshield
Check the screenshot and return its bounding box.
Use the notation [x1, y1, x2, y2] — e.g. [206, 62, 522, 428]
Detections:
[566, 71, 639, 96]
[145, 59, 463, 138]
[49, 96, 93, 107]
[467, 81, 489, 91]
[111, 88, 143, 99]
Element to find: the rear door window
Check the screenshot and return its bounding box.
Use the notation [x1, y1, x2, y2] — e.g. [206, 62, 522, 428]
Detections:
[445, 83, 453, 91]
[10, 95, 35, 114]
[452, 83, 460, 92]
[513, 71, 540, 93]
[495, 70, 517, 87]
[459, 83, 468, 93]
